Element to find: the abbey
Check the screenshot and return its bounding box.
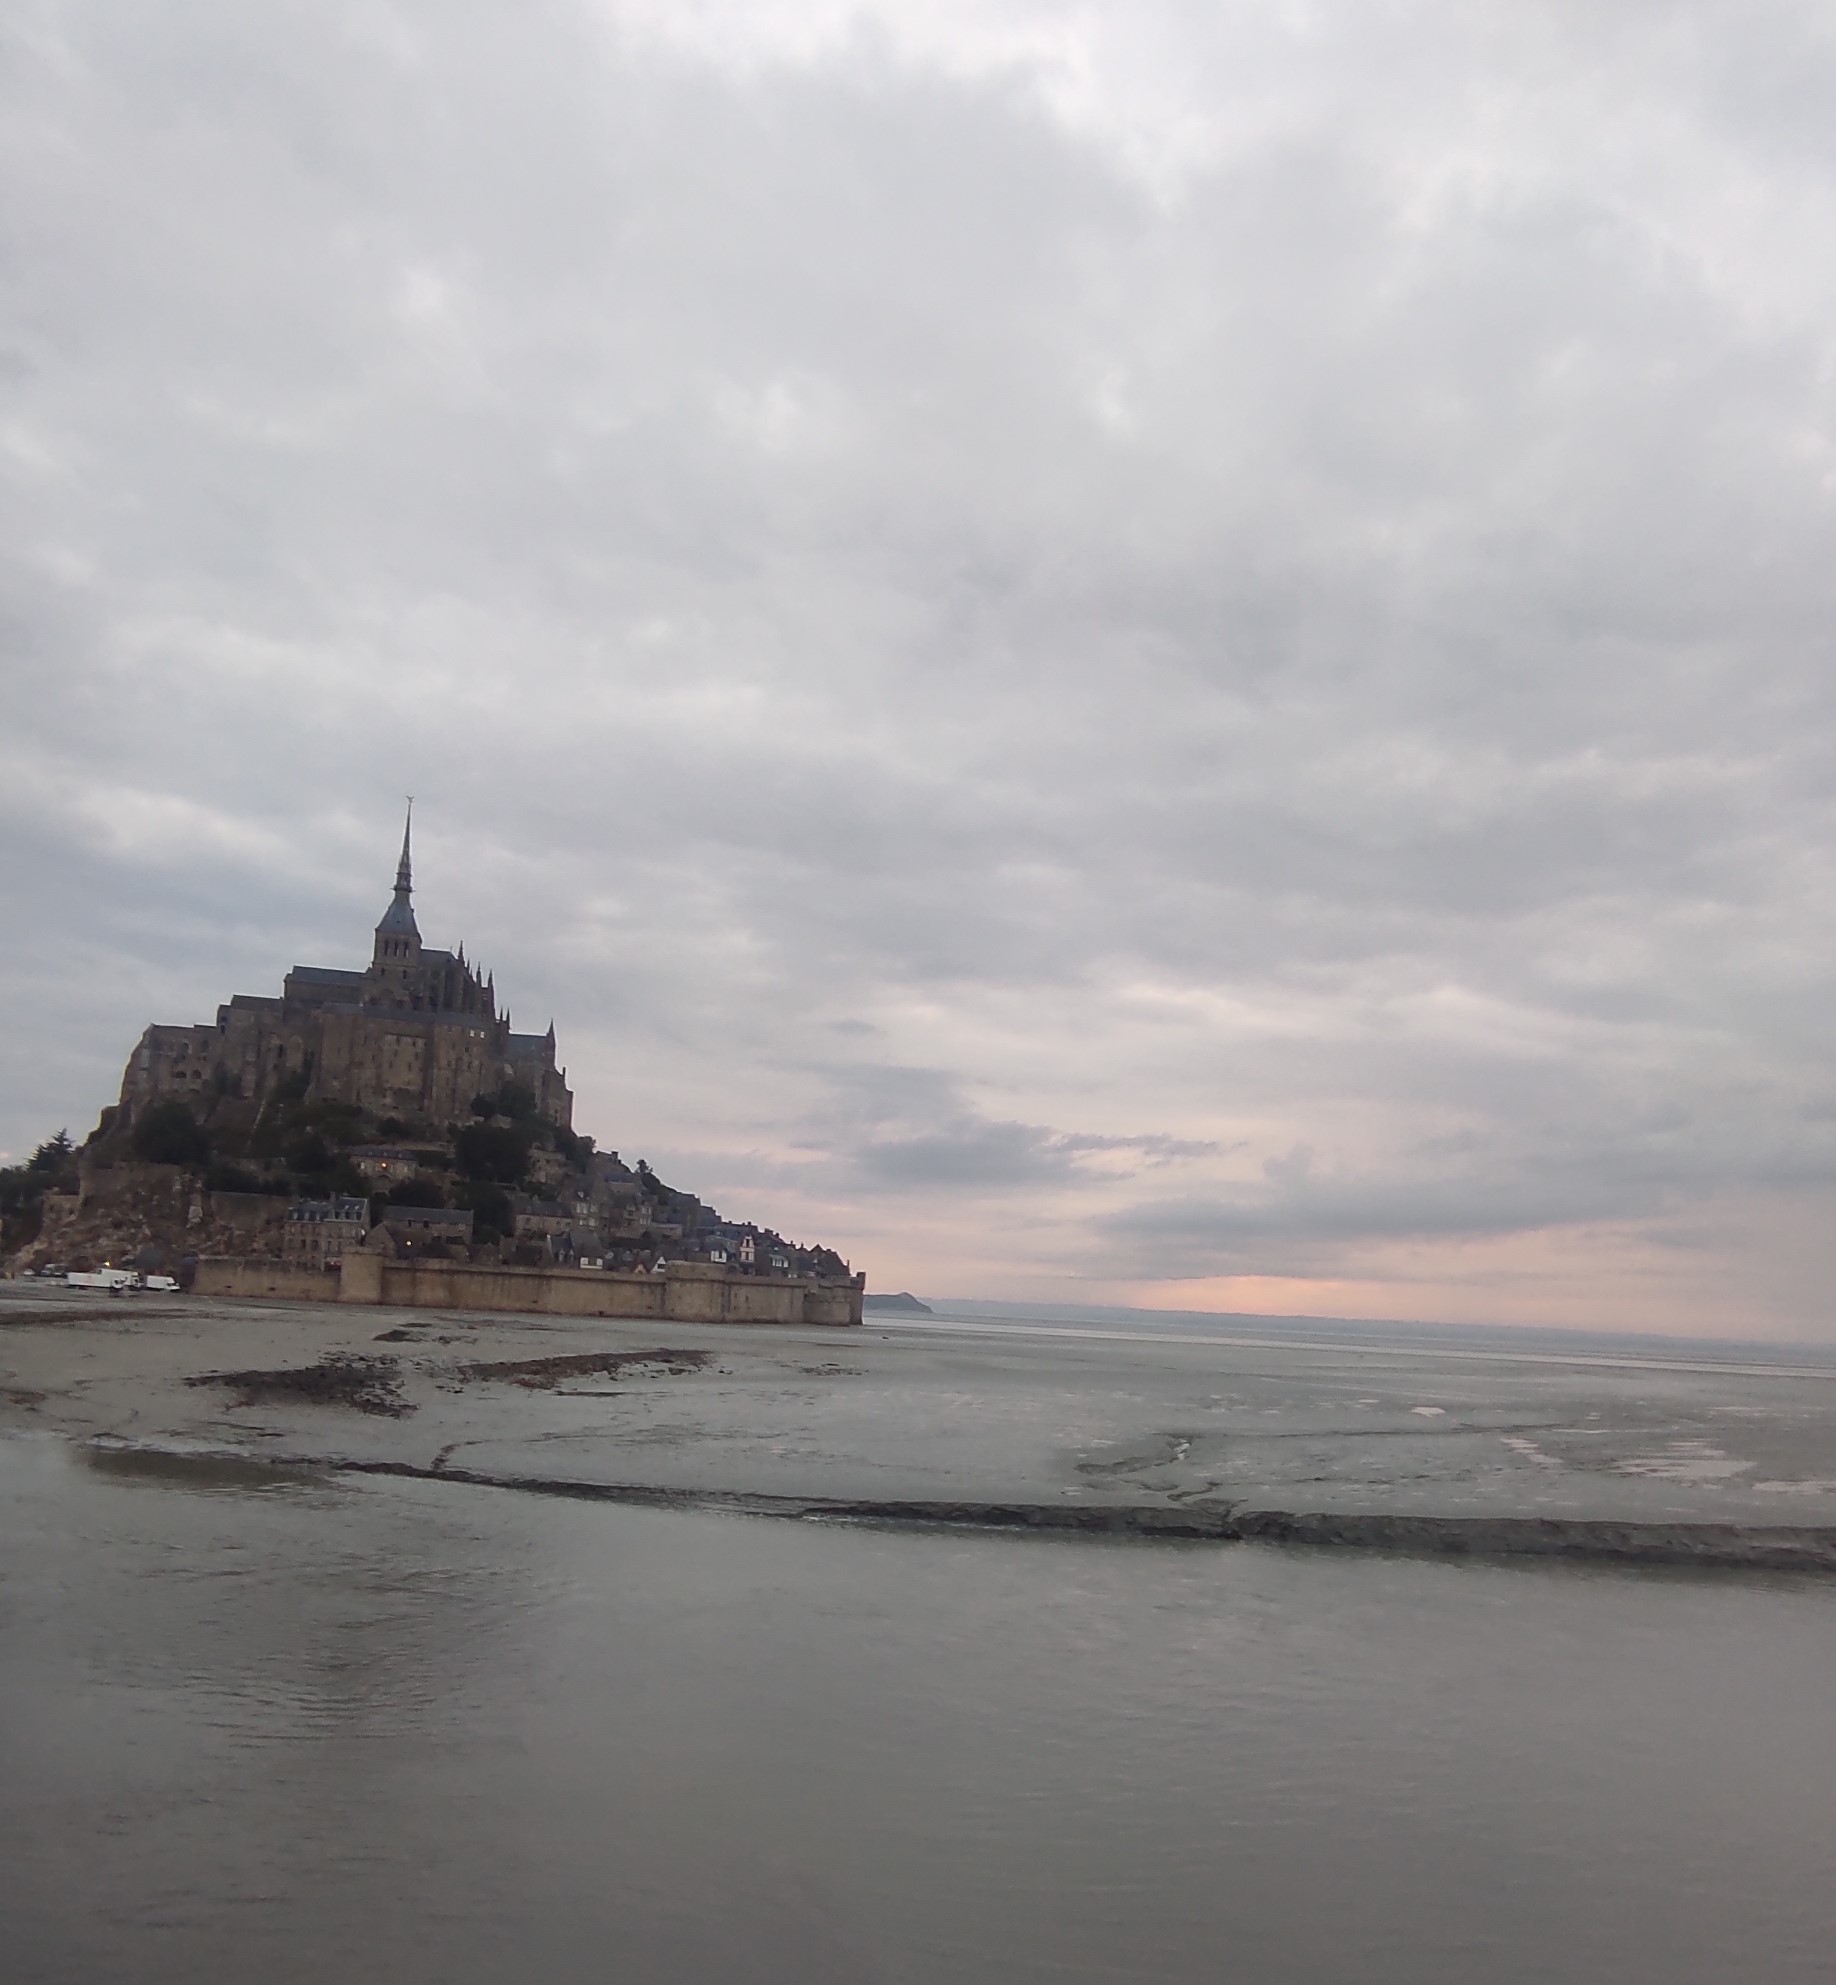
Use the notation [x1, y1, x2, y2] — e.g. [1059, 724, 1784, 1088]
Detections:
[116, 810, 573, 1132]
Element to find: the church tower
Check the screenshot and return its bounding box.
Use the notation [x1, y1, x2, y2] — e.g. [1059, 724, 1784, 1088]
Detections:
[366, 802, 423, 1005]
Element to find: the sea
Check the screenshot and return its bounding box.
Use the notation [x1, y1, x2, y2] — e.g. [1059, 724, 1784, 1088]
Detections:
[4, 1307, 1836, 1983]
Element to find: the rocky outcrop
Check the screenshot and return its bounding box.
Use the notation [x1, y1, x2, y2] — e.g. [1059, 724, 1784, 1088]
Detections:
[11, 1163, 290, 1275]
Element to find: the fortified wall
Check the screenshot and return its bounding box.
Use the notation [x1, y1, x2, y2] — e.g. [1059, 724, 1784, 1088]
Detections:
[194, 1254, 863, 1327]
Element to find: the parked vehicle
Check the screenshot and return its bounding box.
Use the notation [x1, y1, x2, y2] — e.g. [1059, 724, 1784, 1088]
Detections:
[65, 1269, 141, 1294]
[143, 1275, 181, 1293]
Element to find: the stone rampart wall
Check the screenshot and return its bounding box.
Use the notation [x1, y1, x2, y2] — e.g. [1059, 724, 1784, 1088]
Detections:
[801, 1282, 861, 1327]
[194, 1259, 341, 1302]
[328, 1251, 859, 1325]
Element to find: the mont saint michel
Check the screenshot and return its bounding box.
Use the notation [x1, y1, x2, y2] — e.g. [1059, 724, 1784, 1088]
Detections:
[11, 811, 862, 1327]
[122, 808, 575, 1140]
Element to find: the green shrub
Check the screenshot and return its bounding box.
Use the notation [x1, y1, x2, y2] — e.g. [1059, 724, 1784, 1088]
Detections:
[451, 1180, 513, 1242]
[385, 1177, 448, 1209]
[453, 1120, 529, 1185]
[131, 1100, 211, 1168]
[204, 1162, 281, 1195]
[286, 1131, 334, 1177]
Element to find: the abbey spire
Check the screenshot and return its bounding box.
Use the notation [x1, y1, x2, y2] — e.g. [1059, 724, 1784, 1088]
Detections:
[394, 798, 413, 896]
[373, 800, 421, 949]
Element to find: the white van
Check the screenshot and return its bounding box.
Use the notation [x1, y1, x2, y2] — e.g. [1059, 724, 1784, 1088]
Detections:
[143, 1275, 181, 1293]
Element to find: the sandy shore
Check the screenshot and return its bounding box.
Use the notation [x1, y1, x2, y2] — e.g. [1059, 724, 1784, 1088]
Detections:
[6, 1280, 1836, 1569]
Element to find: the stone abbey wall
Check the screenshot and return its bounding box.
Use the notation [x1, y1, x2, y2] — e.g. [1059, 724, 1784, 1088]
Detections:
[121, 1002, 570, 1135]
[114, 816, 573, 1135]
[313, 1008, 503, 1125]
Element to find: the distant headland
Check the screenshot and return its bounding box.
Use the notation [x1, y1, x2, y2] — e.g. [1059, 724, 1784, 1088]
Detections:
[863, 1291, 934, 1314]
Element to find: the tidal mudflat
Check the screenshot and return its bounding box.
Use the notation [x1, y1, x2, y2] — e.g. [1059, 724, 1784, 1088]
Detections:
[5, 1282, 1836, 1568]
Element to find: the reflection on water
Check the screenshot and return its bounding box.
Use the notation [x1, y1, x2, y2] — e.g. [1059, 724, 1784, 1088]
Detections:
[3, 1433, 1836, 1985]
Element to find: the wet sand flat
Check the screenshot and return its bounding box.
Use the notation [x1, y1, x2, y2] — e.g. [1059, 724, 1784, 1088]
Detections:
[5, 1281, 1836, 1565]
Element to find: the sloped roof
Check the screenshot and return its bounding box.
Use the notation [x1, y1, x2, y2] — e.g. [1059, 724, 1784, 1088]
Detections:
[380, 1204, 474, 1230]
[288, 966, 365, 987]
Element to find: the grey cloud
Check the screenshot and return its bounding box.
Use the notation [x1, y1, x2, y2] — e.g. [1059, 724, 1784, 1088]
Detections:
[776, 1063, 1222, 1193]
[1053, 1131, 1223, 1163]
[853, 1121, 1223, 1191]
[1099, 1104, 1836, 1283]
[3, 3, 1835, 1330]
[1101, 1175, 1658, 1278]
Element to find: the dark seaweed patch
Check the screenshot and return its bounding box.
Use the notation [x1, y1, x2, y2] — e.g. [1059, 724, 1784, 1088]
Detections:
[186, 1353, 412, 1417]
[456, 1348, 713, 1388]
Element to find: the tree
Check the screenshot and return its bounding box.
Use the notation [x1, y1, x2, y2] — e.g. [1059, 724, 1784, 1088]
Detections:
[451, 1180, 513, 1242]
[385, 1177, 447, 1209]
[2, 1131, 77, 1251]
[205, 1162, 277, 1195]
[131, 1100, 211, 1168]
[298, 1099, 364, 1143]
[453, 1120, 529, 1186]
[469, 1081, 537, 1122]
[26, 1131, 73, 1176]
[322, 1157, 368, 1199]
[286, 1131, 334, 1178]
[495, 1080, 537, 1121]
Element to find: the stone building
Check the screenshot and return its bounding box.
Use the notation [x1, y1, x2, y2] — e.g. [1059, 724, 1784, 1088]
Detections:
[283, 1196, 370, 1266]
[511, 1198, 574, 1243]
[115, 808, 574, 1135]
[371, 1205, 475, 1254]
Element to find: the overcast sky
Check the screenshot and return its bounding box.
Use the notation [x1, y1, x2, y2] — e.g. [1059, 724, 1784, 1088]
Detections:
[4, 1, 1835, 1336]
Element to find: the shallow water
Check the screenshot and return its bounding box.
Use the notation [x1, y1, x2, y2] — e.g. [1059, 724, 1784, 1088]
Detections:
[3, 1433, 1835, 1984]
